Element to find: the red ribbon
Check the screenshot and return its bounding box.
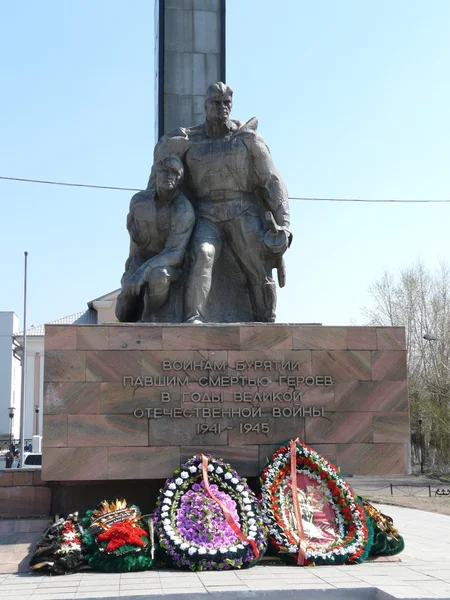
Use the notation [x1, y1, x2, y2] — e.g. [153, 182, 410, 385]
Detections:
[290, 438, 307, 565]
[200, 454, 259, 558]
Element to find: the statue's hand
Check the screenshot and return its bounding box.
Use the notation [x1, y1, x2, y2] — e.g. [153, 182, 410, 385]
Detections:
[264, 228, 290, 256]
[126, 271, 146, 296]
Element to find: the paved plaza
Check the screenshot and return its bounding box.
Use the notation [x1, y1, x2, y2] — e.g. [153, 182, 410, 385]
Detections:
[0, 502, 450, 599]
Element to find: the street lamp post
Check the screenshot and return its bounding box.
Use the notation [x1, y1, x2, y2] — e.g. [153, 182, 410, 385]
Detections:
[418, 416, 424, 474]
[34, 405, 40, 437]
[8, 406, 15, 451]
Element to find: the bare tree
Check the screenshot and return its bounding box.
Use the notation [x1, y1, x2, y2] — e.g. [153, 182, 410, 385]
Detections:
[363, 261, 450, 471]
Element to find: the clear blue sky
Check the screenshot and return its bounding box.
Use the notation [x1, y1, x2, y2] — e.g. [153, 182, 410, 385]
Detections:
[1, 0, 449, 329]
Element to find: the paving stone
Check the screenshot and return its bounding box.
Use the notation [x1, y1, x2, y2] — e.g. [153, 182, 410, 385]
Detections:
[314, 575, 361, 583]
[333, 582, 374, 588]
[32, 587, 79, 595]
[74, 594, 124, 599]
[120, 582, 163, 590]
[284, 583, 337, 590]
[160, 588, 207, 595]
[377, 585, 439, 598]
[118, 591, 163, 597]
[37, 581, 80, 588]
[119, 575, 161, 581]
[160, 578, 203, 588]
[77, 584, 120, 591]
[158, 572, 199, 579]
[0, 583, 40, 590]
[244, 580, 299, 590]
[30, 593, 76, 600]
[197, 573, 242, 581]
[204, 585, 250, 591]
[414, 580, 450, 594]
[80, 574, 121, 581]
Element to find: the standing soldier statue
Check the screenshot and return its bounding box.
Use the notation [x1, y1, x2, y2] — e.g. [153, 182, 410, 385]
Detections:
[117, 83, 291, 324]
[151, 82, 292, 324]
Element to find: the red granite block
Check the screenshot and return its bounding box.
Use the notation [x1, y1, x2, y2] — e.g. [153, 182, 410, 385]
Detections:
[181, 445, 259, 476]
[85, 350, 142, 382]
[0, 520, 25, 533]
[68, 415, 148, 447]
[162, 325, 240, 350]
[107, 446, 180, 479]
[312, 351, 372, 381]
[259, 444, 283, 470]
[347, 327, 378, 350]
[301, 385, 335, 411]
[77, 326, 109, 350]
[228, 415, 305, 447]
[0, 472, 13, 486]
[372, 351, 407, 381]
[170, 379, 225, 404]
[42, 447, 108, 481]
[12, 471, 33, 486]
[32, 487, 52, 516]
[33, 471, 43, 485]
[142, 350, 229, 377]
[293, 326, 347, 350]
[0, 519, 51, 534]
[373, 412, 410, 442]
[29, 519, 52, 532]
[149, 416, 227, 446]
[44, 350, 86, 382]
[100, 382, 171, 414]
[335, 381, 408, 412]
[227, 350, 312, 379]
[305, 412, 373, 445]
[336, 443, 407, 475]
[240, 326, 293, 350]
[0, 488, 11, 511]
[377, 327, 406, 350]
[44, 381, 101, 415]
[5, 487, 51, 517]
[45, 325, 77, 350]
[42, 415, 68, 447]
[108, 325, 163, 350]
[308, 444, 337, 466]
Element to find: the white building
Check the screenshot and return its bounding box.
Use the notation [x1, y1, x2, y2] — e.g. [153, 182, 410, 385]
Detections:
[0, 312, 22, 442]
[1, 291, 119, 444]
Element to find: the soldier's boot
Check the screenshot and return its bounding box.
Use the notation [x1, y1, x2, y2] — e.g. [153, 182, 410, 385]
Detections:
[141, 268, 171, 321]
[184, 274, 212, 324]
[248, 278, 277, 322]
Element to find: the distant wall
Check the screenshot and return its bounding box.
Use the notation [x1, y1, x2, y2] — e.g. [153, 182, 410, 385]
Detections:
[0, 469, 51, 518]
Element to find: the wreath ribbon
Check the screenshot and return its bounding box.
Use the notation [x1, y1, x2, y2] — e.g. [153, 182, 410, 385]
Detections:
[200, 454, 259, 558]
[290, 438, 307, 565]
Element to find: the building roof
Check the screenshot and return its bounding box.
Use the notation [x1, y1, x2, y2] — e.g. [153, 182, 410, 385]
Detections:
[16, 288, 120, 337]
[88, 289, 120, 308]
[19, 309, 97, 337]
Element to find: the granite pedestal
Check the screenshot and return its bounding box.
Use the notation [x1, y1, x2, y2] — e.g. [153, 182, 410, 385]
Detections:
[42, 323, 408, 513]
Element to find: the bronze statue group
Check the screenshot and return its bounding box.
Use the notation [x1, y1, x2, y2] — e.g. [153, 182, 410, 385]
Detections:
[116, 82, 291, 326]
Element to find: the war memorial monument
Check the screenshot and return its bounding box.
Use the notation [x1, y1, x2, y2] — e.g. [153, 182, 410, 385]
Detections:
[42, 0, 408, 512]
